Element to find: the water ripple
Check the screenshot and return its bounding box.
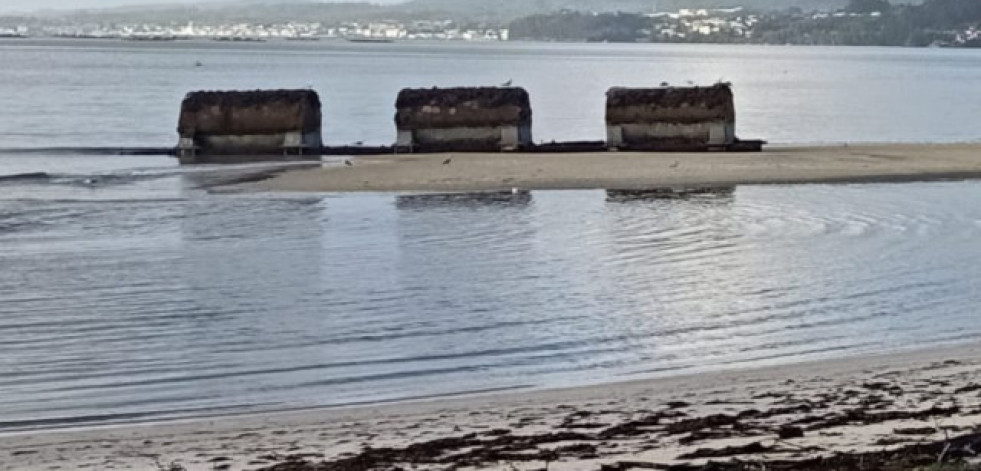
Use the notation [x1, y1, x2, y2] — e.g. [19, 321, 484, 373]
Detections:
[3, 182, 981, 430]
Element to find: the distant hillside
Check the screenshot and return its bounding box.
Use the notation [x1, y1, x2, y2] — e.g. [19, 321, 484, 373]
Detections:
[31, 2, 390, 24]
[5, 0, 920, 25]
[395, 0, 900, 21]
[909, 0, 981, 29]
[507, 0, 978, 46]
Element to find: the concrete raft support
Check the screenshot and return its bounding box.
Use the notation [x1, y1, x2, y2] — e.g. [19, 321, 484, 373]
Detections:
[606, 84, 736, 151]
[395, 87, 533, 152]
[177, 89, 323, 164]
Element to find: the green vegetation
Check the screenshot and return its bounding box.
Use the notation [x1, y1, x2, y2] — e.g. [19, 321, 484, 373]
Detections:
[759, 0, 981, 46]
[508, 0, 981, 47]
[400, 0, 856, 22]
[847, 0, 893, 14]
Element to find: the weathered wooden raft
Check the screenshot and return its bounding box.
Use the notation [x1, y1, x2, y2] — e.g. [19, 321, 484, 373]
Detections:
[606, 84, 742, 151]
[58, 84, 768, 161]
[395, 86, 533, 152]
[176, 89, 323, 163]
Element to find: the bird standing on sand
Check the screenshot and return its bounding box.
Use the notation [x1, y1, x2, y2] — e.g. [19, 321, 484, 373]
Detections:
[344, 159, 353, 167]
[670, 161, 680, 168]
[442, 158, 452, 165]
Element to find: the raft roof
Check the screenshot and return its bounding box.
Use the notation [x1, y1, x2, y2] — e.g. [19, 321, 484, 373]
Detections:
[180, 89, 321, 113]
[395, 87, 531, 129]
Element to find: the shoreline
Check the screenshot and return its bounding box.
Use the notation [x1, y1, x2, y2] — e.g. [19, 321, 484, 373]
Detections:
[7, 142, 981, 470]
[6, 340, 981, 470]
[247, 143, 981, 193]
[0, 336, 971, 437]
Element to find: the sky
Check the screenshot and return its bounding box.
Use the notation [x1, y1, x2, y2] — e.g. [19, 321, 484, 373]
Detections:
[0, 0, 404, 14]
[3, 0, 196, 12]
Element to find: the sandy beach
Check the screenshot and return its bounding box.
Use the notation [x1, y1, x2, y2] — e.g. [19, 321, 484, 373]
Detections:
[5, 341, 981, 471]
[251, 143, 981, 193]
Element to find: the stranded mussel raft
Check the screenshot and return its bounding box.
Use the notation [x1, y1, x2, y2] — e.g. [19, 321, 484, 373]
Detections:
[606, 83, 760, 152]
[177, 89, 323, 164]
[395, 87, 533, 152]
[166, 85, 763, 165]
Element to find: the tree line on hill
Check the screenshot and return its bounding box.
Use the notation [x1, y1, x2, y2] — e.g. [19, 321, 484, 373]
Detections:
[508, 0, 981, 47]
[2, 0, 974, 48]
[396, 0, 860, 22]
[2, 0, 899, 26]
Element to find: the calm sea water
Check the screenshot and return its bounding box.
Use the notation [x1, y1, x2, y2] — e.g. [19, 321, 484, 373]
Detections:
[1, 38, 981, 147]
[1, 39, 981, 431]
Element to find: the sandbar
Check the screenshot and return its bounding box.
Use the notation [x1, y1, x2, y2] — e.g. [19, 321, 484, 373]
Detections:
[251, 143, 981, 193]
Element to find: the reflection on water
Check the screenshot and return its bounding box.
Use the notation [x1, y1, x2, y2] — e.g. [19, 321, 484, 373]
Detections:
[606, 187, 736, 203]
[3, 181, 981, 431]
[396, 190, 533, 209]
[177, 162, 321, 190]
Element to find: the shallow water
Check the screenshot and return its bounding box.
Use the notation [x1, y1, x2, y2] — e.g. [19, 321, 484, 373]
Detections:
[2, 160, 981, 429]
[2, 39, 981, 431]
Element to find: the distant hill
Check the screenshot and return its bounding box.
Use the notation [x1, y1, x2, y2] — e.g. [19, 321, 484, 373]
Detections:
[395, 0, 906, 21]
[28, 2, 390, 24]
[402, 0, 849, 14]
[507, 0, 976, 46]
[909, 0, 981, 29]
[2, 0, 922, 25]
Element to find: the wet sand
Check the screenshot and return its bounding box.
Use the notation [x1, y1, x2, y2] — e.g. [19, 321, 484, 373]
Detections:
[252, 143, 981, 193]
[5, 342, 981, 470]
